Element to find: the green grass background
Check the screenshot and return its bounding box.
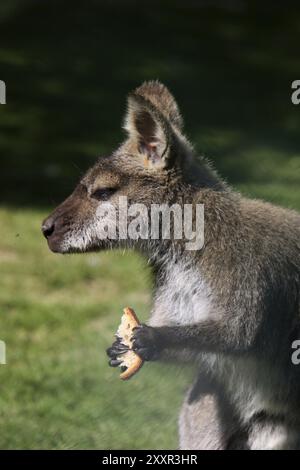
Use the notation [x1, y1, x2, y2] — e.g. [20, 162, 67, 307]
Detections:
[0, 0, 300, 449]
[0, 209, 191, 448]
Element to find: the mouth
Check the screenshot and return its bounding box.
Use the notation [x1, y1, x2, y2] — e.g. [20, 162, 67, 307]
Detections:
[46, 234, 108, 255]
[46, 234, 67, 254]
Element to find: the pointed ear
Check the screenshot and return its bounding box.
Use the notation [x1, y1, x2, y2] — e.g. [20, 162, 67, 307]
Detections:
[123, 93, 174, 169]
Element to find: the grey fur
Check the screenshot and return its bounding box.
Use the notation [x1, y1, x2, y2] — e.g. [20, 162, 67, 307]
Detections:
[42, 81, 300, 450]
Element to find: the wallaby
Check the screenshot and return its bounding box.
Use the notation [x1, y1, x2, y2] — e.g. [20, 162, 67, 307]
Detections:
[42, 81, 300, 450]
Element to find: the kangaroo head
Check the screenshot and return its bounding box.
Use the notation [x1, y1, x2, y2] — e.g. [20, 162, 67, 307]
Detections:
[42, 81, 209, 254]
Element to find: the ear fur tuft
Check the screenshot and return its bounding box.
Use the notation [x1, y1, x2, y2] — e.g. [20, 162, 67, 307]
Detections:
[134, 80, 183, 131]
[123, 93, 173, 168]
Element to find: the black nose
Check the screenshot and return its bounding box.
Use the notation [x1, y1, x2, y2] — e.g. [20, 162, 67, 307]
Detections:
[41, 218, 55, 239]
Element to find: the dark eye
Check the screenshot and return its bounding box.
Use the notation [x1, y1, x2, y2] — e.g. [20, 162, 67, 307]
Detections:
[91, 188, 117, 201]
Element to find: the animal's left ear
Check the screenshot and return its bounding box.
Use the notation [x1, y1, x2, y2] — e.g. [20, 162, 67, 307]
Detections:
[123, 93, 174, 169]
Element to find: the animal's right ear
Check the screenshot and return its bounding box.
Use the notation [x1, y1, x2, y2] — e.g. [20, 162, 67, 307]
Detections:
[123, 93, 174, 170]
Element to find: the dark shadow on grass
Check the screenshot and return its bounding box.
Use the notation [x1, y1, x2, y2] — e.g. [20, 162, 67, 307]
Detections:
[0, 0, 299, 207]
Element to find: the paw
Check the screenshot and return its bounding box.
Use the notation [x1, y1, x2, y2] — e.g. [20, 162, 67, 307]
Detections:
[106, 337, 129, 368]
[132, 324, 162, 362]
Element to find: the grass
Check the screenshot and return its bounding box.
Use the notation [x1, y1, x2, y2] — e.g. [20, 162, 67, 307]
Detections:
[0, 207, 193, 449]
[1, 157, 299, 449]
[0, 0, 300, 450]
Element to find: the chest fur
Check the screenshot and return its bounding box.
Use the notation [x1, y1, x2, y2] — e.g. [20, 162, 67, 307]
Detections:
[149, 262, 216, 327]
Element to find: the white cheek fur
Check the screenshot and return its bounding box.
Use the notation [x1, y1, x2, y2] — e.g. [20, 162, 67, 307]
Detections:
[61, 210, 118, 252]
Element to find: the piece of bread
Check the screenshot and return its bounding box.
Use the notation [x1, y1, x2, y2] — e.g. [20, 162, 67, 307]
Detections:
[116, 307, 143, 380]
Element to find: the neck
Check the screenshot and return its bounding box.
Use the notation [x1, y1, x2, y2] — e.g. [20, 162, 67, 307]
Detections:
[183, 157, 228, 192]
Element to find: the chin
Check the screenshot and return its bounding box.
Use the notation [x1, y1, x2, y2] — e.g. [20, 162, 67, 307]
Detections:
[47, 237, 68, 254]
[47, 236, 109, 254]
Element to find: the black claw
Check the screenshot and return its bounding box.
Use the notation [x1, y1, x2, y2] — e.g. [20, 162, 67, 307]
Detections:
[109, 359, 122, 367]
[114, 342, 129, 352]
[106, 347, 117, 358]
[107, 341, 129, 359]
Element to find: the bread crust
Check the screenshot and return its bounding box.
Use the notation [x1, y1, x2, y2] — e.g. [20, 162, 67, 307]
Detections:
[116, 307, 143, 380]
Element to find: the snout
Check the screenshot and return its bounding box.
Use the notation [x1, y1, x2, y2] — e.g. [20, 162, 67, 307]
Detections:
[42, 184, 91, 254]
[41, 214, 66, 253]
[41, 217, 55, 239]
[41, 184, 89, 253]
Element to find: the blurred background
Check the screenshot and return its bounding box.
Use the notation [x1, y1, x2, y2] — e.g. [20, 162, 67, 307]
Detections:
[0, 0, 300, 449]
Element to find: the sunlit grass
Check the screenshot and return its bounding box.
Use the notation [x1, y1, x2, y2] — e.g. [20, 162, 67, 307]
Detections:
[0, 208, 191, 449]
